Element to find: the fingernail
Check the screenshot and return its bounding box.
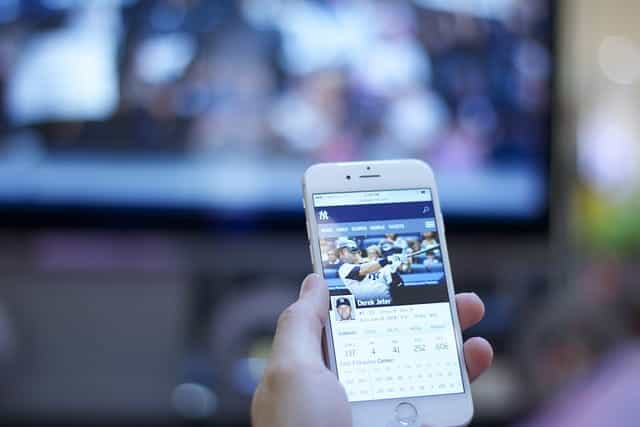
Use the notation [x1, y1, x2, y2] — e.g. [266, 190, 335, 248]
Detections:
[299, 273, 321, 297]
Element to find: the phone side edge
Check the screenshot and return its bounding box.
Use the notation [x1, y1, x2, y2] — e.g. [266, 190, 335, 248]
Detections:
[302, 173, 340, 378]
[429, 174, 475, 423]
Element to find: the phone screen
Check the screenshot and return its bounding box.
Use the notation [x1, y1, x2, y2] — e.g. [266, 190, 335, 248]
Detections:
[313, 188, 464, 402]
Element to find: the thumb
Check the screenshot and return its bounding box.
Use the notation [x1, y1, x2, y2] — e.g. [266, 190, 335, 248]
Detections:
[269, 274, 329, 368]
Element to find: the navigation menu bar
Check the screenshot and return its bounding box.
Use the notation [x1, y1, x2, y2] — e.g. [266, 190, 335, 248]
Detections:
[318, 218, 437, 238]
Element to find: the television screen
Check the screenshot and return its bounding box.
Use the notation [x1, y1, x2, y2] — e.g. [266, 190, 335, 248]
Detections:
[0, 0, 552, 227]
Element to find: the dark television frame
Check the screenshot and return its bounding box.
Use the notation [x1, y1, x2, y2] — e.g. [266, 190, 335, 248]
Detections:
[0, 1, 556, 236]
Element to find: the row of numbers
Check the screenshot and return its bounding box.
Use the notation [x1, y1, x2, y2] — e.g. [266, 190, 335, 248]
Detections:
[331, 302, 464, 402]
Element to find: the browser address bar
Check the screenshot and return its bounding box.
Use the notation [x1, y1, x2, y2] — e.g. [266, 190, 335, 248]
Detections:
[313, 189, 432, 207]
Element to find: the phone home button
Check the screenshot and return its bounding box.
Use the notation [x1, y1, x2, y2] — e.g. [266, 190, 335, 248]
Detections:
[395, 402, 418, 426]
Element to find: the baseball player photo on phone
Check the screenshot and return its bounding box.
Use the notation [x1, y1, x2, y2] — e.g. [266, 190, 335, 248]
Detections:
[322, 231, 443, 308]
[304, 160, 474, 427]
[332, 296, 357, 321]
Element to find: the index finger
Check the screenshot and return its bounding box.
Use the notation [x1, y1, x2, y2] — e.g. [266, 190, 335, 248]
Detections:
[455, 292, 485, 330]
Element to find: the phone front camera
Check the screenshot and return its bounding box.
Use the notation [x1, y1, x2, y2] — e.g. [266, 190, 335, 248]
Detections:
[346, 175, 351, 180]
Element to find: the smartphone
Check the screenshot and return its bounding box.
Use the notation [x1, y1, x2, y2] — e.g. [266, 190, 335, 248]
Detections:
[303, 160, 473, 427]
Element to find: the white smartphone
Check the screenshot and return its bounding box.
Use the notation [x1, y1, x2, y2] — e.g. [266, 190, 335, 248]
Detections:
[303, 160, 473, 427]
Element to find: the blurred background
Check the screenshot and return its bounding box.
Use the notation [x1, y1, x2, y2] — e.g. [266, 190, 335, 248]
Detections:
[0, 0, 637, 426]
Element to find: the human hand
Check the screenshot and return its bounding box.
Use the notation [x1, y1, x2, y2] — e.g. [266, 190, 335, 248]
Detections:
[388, 254, 403, 272]
[251, 274, 493, 427]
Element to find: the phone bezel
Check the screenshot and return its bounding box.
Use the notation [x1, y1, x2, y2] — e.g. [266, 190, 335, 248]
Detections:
[303, 159, 474, 427]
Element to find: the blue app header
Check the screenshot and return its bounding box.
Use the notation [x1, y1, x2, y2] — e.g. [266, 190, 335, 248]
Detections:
[314, 201, 434, 223]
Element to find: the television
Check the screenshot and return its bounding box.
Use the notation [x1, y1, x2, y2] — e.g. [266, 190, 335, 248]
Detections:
[0, 0, 553, 232]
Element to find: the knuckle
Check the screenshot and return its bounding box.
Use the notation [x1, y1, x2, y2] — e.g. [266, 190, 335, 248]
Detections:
[276, 302, 305, 329]
[262, 362, 300, 389]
